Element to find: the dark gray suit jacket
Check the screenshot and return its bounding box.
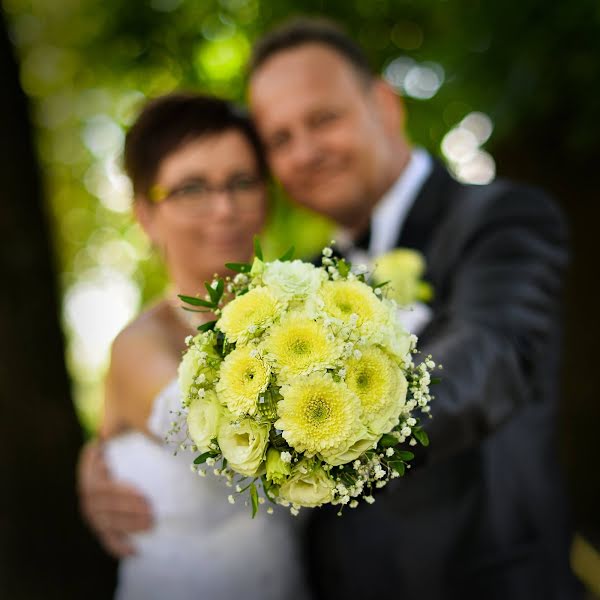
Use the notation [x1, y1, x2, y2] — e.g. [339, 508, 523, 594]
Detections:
[305, 161, 581, 599]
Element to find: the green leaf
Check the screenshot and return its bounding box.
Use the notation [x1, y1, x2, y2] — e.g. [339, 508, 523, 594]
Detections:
[225, 262, 251, 273]
[205, 281, 220, 304]
[278, 246, 295, 261]
[193, 451, 213, 465]
[215, 278, 224, 300]
[379, 433, 398, 448]
[178, 294, 215, 308]
[431, 377, 442, 385]
[372, 279, 390, 290]
[197, 320, 217, 332]
[413, 428, 430, 447]
[337, 258, 350, 277]
[395, 450, 415, 461]
[389, 461, 406, 476]
[253, 236, 263, 261]
[182, 306, 209, 313]
[250, 482, 259, 518]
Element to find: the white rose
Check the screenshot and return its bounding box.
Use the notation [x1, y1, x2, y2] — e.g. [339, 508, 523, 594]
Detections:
[323, 431, 381, 466]
[262, 260, 326, 300]
[279, 463, 335, 507]
[218, 417, 269, 477]
[187, 390, 222, 452]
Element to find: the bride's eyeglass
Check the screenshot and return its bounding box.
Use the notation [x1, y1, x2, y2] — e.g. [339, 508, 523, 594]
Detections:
[150, 174, 264, 214]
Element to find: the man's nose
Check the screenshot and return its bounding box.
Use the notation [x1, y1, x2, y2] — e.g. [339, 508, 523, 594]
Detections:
[289, 130, 322, 170]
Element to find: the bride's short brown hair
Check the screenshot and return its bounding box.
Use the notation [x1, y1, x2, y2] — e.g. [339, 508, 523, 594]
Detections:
[123, 93, 267, 200]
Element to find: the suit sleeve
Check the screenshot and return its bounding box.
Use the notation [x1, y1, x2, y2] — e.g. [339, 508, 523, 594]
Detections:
[418, 186, 568, 464]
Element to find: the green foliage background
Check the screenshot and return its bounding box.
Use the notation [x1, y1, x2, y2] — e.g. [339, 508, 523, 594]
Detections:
[2, 0, 598, 435]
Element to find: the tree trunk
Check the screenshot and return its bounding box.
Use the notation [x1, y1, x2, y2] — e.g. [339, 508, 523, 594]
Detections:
[0, 9, 115, 598]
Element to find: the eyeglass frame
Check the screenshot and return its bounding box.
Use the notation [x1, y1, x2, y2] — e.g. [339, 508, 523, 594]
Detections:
[149, 173, 265, 213]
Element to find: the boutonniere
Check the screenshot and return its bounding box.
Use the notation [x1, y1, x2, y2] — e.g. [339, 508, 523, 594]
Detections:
[372, 249, 433, 306]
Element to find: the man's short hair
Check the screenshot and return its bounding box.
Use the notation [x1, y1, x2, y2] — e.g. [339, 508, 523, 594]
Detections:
[249, 18, 373, 82]
[124, 93, 267, 199]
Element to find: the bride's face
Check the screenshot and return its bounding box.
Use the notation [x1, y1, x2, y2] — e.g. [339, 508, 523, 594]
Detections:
[137, 129, 267, 285]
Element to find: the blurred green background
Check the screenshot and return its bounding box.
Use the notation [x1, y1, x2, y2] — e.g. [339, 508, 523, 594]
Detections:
[1, 0, 599, 594]
[5, 0, 598, 432]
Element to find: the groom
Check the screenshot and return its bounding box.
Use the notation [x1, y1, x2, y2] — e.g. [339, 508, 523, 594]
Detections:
[79, 18, 581, 599]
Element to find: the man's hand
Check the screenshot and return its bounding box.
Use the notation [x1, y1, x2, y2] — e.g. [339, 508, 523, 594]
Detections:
[77, 439, 153, 558]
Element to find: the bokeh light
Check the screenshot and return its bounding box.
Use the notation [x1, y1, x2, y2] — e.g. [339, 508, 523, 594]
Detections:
[441, 112, 496, 185]
[384, 56, 444, 100]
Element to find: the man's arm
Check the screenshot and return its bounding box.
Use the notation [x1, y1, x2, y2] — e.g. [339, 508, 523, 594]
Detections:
[419, 186, 567, 463]
[77, 439, 153, 558]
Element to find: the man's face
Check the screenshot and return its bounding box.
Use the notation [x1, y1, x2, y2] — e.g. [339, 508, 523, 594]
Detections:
[249, 43, 398, 227]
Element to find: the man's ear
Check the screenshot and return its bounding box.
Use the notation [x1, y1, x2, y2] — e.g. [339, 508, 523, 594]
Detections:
[133, 198, 160, 245]
[372, 78, 405, 134]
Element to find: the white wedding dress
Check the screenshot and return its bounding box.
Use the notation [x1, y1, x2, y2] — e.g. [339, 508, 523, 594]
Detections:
[104, 380, 309, 600]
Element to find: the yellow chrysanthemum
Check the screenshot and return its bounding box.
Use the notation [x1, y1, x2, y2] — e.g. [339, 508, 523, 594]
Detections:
[216, 346, 270, 416]
[275, 373, 364, 462]
[217, 287, 279, 342]
[264, 316, 339, 377]
[345, 346, 408, 434]
[320, 279, 385, 327]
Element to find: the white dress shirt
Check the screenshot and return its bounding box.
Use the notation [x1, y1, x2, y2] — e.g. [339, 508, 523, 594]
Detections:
[369, 147, 433, 257]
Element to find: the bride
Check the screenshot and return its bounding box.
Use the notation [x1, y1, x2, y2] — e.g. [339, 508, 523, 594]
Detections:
[90, 93, 308, 599]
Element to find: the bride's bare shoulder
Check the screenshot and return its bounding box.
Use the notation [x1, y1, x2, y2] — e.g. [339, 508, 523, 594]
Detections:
[103, 301, 180, 435]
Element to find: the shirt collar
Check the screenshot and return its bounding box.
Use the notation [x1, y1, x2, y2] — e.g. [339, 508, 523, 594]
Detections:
[368, 147, 432, 257]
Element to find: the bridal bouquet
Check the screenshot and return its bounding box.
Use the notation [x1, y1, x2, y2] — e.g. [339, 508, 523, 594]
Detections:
[175, 242, 436, 516]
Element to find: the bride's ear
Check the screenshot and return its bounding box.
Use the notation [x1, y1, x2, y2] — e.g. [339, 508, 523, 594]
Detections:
[134, 198, 161, 246]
